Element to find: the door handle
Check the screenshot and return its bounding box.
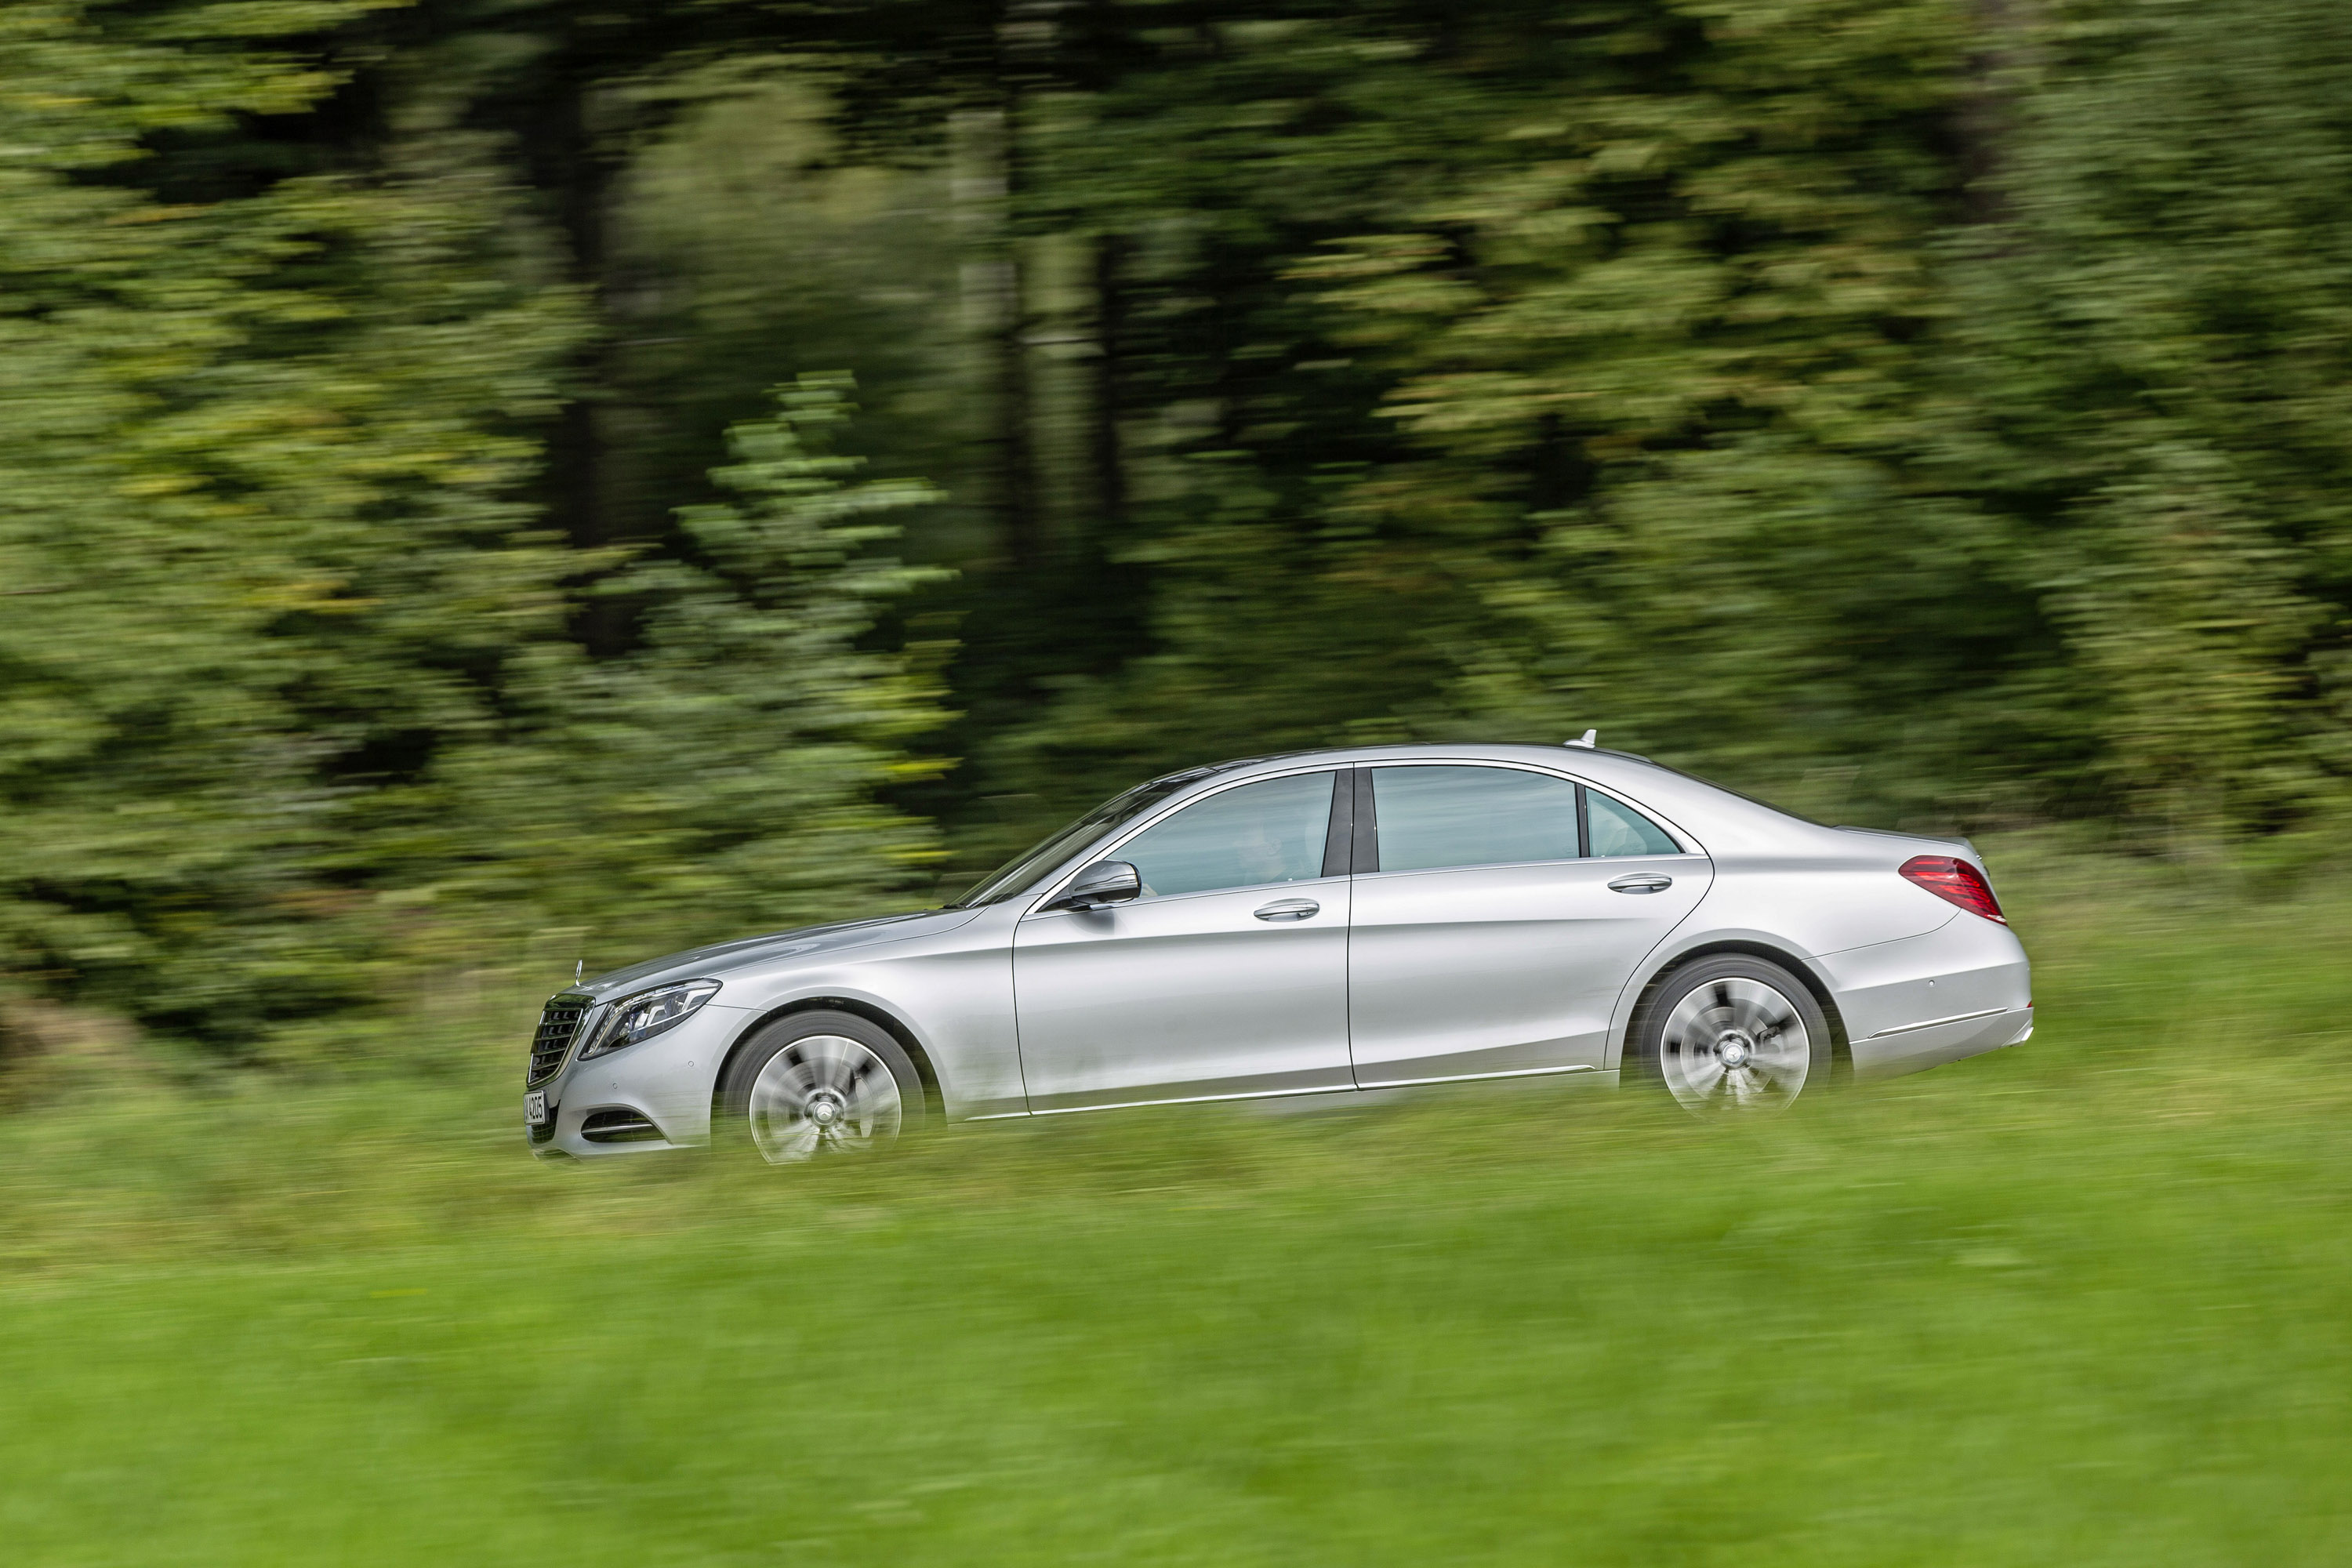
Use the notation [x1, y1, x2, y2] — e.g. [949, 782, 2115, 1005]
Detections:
[1606, 873, 1673, 895]
[1254, 898, 1320, 922]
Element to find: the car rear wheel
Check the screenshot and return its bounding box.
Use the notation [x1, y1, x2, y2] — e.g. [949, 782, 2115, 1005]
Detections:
[719, 1010, 928, 1163]
[1632, 956, 1831, 1114]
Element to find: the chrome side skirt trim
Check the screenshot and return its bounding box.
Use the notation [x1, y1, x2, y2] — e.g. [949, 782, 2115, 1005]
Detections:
[1352, 1063, 1602, 1091]
[1866, 1006, 2006, 1040]
[980, 1062, 1611, 1118]
[1029, 1080, 1367, 1117]
[1030, 1062, 1609, 1116]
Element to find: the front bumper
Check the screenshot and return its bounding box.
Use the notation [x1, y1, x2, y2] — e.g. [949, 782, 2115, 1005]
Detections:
[527, 1003, 752, 1160]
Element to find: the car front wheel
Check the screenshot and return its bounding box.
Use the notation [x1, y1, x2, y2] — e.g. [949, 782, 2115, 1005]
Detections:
[719, 1010, 929, 1163]
[1632, 955, 1832, 1113]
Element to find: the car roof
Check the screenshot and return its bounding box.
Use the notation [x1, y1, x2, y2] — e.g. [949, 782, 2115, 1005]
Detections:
[1195, 740, 1658, 780]
[1010, 740, 1961, 909]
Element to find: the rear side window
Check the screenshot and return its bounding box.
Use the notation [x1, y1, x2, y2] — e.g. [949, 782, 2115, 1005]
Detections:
[1116, 771, 1338, 897]
[1588, 791, 1679, 856]
[1371, 766, 1581, 873]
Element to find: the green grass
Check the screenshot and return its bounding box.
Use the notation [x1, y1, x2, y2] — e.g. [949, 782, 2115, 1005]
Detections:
[4, 836, 2350, 1564]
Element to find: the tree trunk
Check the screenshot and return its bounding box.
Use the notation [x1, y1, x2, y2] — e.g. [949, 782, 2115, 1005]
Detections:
[952, 105, 1040, 571]
[1091, 230, 1129, 533]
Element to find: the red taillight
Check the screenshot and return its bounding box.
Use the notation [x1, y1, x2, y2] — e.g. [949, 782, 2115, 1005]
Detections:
[1899, 855, 2007, 924]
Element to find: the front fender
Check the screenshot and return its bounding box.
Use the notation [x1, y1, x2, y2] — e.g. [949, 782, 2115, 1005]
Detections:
[704, 917, 1024, 1120]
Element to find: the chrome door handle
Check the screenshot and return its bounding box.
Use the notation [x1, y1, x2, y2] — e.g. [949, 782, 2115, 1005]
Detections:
[1254, 898, 1320, 922]
[1607, 873, 1673, 895]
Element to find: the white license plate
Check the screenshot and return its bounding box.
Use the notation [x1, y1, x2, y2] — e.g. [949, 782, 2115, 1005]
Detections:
[524, 1090, 550, 1127]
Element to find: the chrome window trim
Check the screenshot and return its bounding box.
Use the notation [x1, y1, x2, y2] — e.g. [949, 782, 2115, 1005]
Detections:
[1018, 753, 1708, 914]
[1346, 851, 1708, 884]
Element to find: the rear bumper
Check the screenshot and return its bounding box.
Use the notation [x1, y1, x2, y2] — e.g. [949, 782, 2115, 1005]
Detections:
[1817, 915, 2034, 1082]
[1850, 1004, 2033, 1080]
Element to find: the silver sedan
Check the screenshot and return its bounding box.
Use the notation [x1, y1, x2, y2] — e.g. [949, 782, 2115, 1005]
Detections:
[523, 742, 2033, 1160]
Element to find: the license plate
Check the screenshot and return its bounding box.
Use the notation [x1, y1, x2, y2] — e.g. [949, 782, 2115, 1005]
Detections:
[524, 1090, 550, 1127]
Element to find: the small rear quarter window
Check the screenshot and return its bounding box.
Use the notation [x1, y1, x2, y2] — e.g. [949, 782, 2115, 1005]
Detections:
[1588, 792, 1679, 856]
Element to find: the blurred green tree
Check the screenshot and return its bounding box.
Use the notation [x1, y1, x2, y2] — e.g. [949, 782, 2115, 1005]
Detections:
[956, 0, 1996, 834]
[441, 376, 951, 960]
[0, 0, 579, 1053]
[1920, 0, 2352, 840]
[0, 5, 946, 1058]
[942, 0, 2352, 842]
[10, 0, 2352, 1064]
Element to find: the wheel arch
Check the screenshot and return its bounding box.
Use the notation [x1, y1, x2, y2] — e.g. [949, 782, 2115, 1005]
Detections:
[1617, 938, 1852, 1078]
[715, 996, 946, 1120]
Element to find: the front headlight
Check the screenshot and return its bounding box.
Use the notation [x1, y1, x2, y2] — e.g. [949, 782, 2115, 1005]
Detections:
[579, 978, 721, 1059]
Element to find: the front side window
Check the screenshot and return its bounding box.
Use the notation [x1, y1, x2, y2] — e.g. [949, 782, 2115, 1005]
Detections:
[1371, 766, 1581, 873]
[1115, 771, 1338, 898]
[951, 769, 1218, 906]
[1588, 791, 1679, 856]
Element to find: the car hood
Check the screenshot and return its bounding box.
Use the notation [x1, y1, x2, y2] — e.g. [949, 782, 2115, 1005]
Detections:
[573, 907, 982, 1000]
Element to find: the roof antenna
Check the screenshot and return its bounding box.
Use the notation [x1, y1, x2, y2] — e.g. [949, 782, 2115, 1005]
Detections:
[1565, 729, 1598, 750]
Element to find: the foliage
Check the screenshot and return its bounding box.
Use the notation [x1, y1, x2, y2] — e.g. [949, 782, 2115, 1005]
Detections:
[441, 376, 953, 959]
[8, 0, 2352, 1053]
[1923, 0, 2352, 836]
[830, 0, 2006, 829]
[0, 6, 945, 1057]
[0, 0, 576, 1051]
[938, 0, 2352, 840]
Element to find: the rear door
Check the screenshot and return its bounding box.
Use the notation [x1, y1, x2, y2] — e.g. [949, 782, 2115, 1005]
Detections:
[1346, 764, 1710, 1086]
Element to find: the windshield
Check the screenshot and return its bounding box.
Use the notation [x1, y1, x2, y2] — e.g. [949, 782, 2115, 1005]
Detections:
[946, 768, 1225, 908]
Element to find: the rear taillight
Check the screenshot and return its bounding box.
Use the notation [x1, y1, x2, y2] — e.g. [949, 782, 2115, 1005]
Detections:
[1899, 855, 2007, 924]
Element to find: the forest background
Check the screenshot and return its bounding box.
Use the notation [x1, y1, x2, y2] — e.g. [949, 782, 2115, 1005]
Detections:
[5, 0, 2350, 1066]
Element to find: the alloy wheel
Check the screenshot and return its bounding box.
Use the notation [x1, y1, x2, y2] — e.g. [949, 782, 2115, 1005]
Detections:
[745, 1033, 905, 1163]
[1657, 976, 1813, 1111]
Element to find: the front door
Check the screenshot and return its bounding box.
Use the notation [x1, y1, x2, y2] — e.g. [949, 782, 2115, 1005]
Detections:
[1014, 769, 1353, 1111]
[1347, 764, 1710, 1086]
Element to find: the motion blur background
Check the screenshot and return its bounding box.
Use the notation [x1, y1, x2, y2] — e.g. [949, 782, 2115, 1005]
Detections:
[3, 2, 2349, 1562]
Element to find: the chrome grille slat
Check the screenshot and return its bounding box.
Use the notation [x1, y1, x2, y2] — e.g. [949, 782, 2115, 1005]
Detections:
[527, 994, 590, 1087]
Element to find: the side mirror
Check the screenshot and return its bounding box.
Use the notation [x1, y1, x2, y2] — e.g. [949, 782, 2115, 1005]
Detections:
[1047, 860, 1141, 912]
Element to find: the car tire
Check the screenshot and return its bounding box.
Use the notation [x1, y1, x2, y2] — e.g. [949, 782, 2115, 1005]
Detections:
[1629, 955, 1832, 1114]
[717, 1010, 930, 1163]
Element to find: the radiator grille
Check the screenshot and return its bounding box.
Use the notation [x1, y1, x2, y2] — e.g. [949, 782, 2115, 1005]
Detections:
[528, 995, 591, 1086]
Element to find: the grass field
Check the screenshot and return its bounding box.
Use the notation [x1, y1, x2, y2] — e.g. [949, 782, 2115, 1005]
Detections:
[3, 836, 2349, 1565]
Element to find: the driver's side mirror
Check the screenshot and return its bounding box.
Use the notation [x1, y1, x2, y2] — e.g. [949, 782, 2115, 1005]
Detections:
[1047, 860, 1142, 912]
